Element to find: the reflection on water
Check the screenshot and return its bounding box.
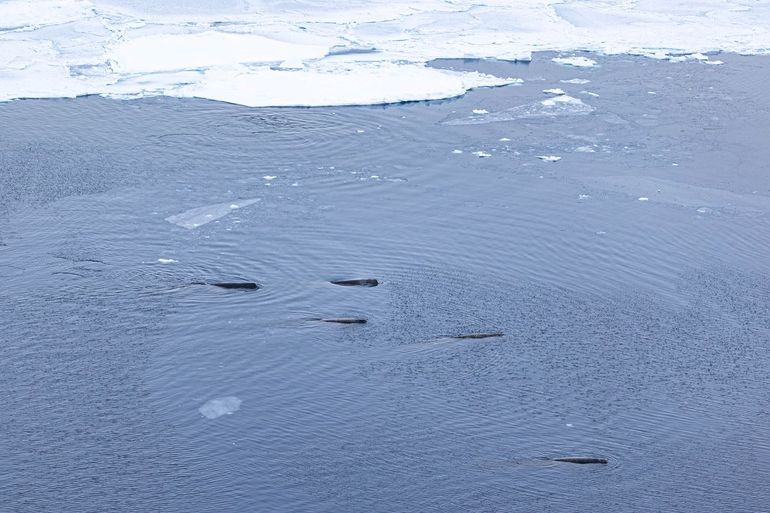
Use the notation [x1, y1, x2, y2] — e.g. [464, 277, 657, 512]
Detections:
[1, 54, 770, 512]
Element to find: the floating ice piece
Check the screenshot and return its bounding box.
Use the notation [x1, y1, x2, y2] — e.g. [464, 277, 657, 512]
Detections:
[452, 149, 463, 154]
[263, 175, 277, 180]
[166, 198, 260, 229]
[473, 151, 492, 158]
[561, 78, 591, 84]
[578, 194, 590, 199]
[157, 258, 178, 264]
[581, 91, 600, 97]
[575, 145, 596, 153]
[553, 56, 598, 68]
[537, 155, 561, 162]
[199, 396, 242, 419]
[444, 95, 593, 125]
[704, 60, 724, 65]
[472, 109, 489, 114]
[638, 197, 650, 201]
[499, 137, 511, 142]
[543, 88, 566, 95]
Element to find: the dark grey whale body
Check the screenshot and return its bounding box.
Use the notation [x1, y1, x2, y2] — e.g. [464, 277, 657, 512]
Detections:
[553, 457, 608, 464]
[192, 282, 261, 289]
[451, 332, 503, 339]
[314, 318, 368, 324]
[330, 279, 379, 287]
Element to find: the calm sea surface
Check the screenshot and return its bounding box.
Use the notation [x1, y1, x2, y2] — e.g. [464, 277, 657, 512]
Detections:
[1, 54, 769, 512]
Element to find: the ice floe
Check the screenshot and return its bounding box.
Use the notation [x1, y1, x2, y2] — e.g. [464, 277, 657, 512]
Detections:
[553, 56, 598, 68]
[537, 155, 561, 162]
[561, 78, 591, 84]
[0, 0, 766, 106]
[199, 396, 242, 419]
[165, 198, 260, 229]
[543, 88, 566, 95]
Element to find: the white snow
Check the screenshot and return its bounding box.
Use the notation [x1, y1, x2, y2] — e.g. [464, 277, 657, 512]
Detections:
[0, 0, 766, 106]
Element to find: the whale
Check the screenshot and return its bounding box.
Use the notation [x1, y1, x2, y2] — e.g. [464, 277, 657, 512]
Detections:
[192, 282, 260, 290]
[450, 332, 503, 339]
[314, 318, 368, 324]
[553, 457, 608, 464]
[330, 279, 379, 287]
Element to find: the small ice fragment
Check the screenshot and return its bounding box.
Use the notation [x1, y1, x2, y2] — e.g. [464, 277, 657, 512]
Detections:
[291, 182, 299, 186]
[370, 175, 379, 179]
[648, 91, 657, 95]
[553, 56, 597, 68]
[596, 231, 607, 235]
[499, 137, 511, 142]
[638, 197, 649, 201]
[356, 129, 365, 133]
[575, 145, 595, 153]
[543, 88, 566, 95]
[536, 155, 561, 162]
[696, 207, 711, 213]
[704, 60, 724, 65]
[581, 91, 600, 97]
[473, 151, 492, 158]
[578, 194, 590, 199]
[263, 175, 277, 180]
[566, 423, 573, 427]
[561, 78, 590, 84]
[157, 258, 178, 264]
[472, 109, 489, 114]
[230, 204, 239, 209]
[452, 149, 463, 154]
[672, 163, 679, 166]
[199, 396, 242, 419]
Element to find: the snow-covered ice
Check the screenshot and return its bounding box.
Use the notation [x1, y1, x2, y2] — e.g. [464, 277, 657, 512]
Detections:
[0, 0, 767, 106]
[553, 56, 598, 68]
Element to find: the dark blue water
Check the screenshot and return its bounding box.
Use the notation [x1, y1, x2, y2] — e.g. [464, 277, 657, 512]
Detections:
[1, 53, 769, 512]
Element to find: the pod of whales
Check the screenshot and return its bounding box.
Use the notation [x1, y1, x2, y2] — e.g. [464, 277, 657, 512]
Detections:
[330, 278, 379, 287]
[553, 457, 608, 464]
[192, 281, 261, 289]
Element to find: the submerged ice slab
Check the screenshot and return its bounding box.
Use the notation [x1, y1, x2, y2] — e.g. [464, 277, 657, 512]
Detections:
[199, 396, 242, 419]
[165, 198, 260, 229]
[1, 0, 770, 106]
[443, 95, 594, 125]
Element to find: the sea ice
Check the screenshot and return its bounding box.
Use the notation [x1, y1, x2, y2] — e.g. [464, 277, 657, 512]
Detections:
[199, 396, 242, 419]
[473, 151, 492, 158]
[165, 198, 260, 229]
[543, 88, 566, 95]
[0, 0, 765, 106]
[537, 155, 561, 162]
[553, 56, 598, 68]
[444, 95, 593, 125]
[561, 78, 591, 84]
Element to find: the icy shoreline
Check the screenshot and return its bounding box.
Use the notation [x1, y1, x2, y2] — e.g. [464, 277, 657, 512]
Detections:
[0, 0, 767, 107]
